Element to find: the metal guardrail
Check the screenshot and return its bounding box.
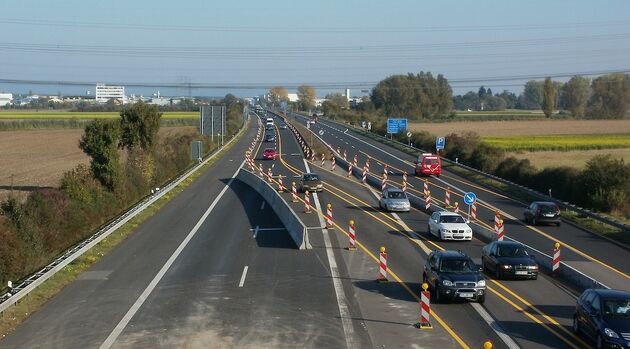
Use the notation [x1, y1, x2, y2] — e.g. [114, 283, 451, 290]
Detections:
[306, 113, 630, 234]
[0, 118, 251, 314]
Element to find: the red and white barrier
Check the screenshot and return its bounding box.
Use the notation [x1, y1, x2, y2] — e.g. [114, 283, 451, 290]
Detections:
[258, 163, 264, 177]
[471, 203, 477, 221]
[416, 283, 432, 329]
[348, 163, 353, 177]
[423, 180, 429, 197]
[304, 191, 311, 213]
[343, 149, 347, 161]
[362, 167, 367, 184]
[278, 176, 284, 192]
[321, 154, 325, 167]
[425, 190, 431, 210]
[381, 173, 387, 191]
[445, 187, 451, 207]
[311, 151, 316, 162]
[331, 156, 336, 171]
[291, 182, 298, 202]
[267, 168, 273, 184]
[494, 211, 502, 234]
[348, 220, 356, 250]
[366, 158, 370, 172]
[326, 204, 333, 228]
[497, 220, 504, 241]
[402, 172, 408, 192]
[552, 242, 561, 273]
[453, 202, 459, 214]
[377, 247, 388, 282]
[353, 154, 358, 167]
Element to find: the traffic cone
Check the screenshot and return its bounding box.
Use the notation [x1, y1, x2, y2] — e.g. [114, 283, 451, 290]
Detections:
[304, 191, 311, 213]
[414, 283, 433, 329]
[376, 247, 388, 283]
[291, 182, 298, 202]
[347, 220, 357, 250]
[326, 204, 334, 228]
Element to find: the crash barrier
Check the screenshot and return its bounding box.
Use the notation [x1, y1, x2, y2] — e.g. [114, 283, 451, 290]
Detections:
[237, 168, 310, 250]
[0, 116, 254, 312]
[301, 120, 610, 292]
[317, 115, 630, 234]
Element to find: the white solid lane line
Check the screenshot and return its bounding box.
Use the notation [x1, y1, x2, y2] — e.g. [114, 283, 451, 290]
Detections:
[303, 158, 358, 349]
[99, 160, 245, 349]
[238, 266, 249, 288]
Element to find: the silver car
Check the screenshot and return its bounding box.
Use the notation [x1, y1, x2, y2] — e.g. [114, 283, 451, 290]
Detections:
[379, 188, 410, 212]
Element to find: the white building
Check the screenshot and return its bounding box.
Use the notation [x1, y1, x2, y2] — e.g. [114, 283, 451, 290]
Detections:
[287, 93, 299, 103]
[0, 93, 13, 106]
[95, 84, 125, 103]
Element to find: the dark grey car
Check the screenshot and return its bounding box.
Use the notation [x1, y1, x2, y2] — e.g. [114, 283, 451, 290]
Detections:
[524, 201, 561, 226]
[423, 250, 486, 303]
[482, 241, 538, 280]
[299, 173, 322, 192]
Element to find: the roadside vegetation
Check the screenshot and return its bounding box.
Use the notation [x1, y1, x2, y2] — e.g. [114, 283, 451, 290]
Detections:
[0, 96, 245, 293]
[483, 134, 630, 152]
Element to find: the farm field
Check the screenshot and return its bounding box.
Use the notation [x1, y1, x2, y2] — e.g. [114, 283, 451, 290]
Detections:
[483, 134, 630, 151]
[410, 119, 630, 136]
[0, 110, 197, 119]
[0, 127, 196, 203]
[508, 149, 630, 169]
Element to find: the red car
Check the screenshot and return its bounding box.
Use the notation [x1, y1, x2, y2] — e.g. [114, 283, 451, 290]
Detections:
[415, 153, 442, 177]
[263, 148, 277, 160]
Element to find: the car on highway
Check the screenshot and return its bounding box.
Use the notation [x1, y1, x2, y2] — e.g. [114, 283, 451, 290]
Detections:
[573, 288, 630, 349]
[427, 211, 473, 241]
[265, 134, 276, 142]
[379, 188, 410, 212]
[279, 124, 288, 129]
[524, 201, 561, 226]
[299, 173, 322, 192]
[414, 153, 442, 177]
[262, 148, 277, 160]
[423, 250, 486, 303]
[481, 241, 538, 280]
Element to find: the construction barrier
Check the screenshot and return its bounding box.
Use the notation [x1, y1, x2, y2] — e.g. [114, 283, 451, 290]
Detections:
[453, 202, 459, 213]
[497, 219, 504, 241]
[304, 191, 311, 213]
[331, 156, 336, 171]
[484, 341, 493, 349]
[348, 163, 353, 177]
[258, 163, 264, 177]
[445, 187, 451, 207]
[278, 176, 284, 192]
[402, 172, 408, 192]
[377, 247, 388, 283]
[553, 242, 561, 273]
[423, 180, 429, 197]
[415, 283, 432, 329]
[494, 211, 502, 234]
[353, 154, 358, 167]
[362, 167, 367, 184]
[381, 173, 387, 191]
[471, 203, 477, 221]
[326, 204, 334, 228]
[348, 220, 357, 250]
[267, 168, 273, 184]
[425, 190, 431, 210]
[343, 149, 347, 161]
[321, 154, 325, 167]
[291, 182, 298, 202]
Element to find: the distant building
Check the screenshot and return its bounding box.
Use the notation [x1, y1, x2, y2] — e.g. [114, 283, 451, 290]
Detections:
[95, 84, 126, 103]
[287, 93, 299, 103]
[0, 93, 13, 106]
[345, 88, 351, 102]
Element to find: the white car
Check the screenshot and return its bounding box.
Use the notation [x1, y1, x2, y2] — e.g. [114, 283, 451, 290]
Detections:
[428, 211, 473, 241]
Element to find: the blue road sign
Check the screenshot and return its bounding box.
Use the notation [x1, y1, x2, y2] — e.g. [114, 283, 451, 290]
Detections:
[463, 192, 477, 206]
[387, 118, 408, 134]
[436, 136, 446, 150]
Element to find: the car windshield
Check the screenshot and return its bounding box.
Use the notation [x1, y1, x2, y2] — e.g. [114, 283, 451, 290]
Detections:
[603, 299, 630, 317]
[440, 259, 476, 273]
[264, 149, 274, 153]
[539, 204, 557, 213]
[304, 174, 319, 181]
[424, 158, 439, 165]
[497, 245, 528, 257]
[440, 215, 465, 223]
[387, 191, 406, 199]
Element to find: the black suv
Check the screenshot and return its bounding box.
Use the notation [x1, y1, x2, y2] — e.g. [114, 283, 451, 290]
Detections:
[524, 201, 561, 226]
[423, 250, 486, 303]
[573, 288, 630, 349]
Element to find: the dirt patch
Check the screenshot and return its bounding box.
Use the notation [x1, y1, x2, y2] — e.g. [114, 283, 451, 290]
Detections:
[508, 148, 630, 169]
[0, 127, 197, 202]
[410, 119, 630, 137]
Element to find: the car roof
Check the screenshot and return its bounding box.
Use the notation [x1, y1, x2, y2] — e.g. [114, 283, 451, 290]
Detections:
[264, 148, 275, 152]
[439, 211, 462, 217]
[385, 188, 404, 193]
[493, 241, 524, 248]
[587, 288, 630, 298]
[532, 201, 557, 206]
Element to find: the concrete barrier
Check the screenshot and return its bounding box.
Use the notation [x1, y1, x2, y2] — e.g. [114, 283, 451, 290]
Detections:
[237, 168, 310, 250]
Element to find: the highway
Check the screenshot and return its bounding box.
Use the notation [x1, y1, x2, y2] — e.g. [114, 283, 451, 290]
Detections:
[2, 110, 626, 349]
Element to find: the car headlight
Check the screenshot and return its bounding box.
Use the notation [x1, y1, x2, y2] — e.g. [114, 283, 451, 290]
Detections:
[528, 265, 538, 270]
[442, 280, 453, 287]
[466, 229, 472, 234]
[501, 265, 513, 269]
[477, 280, 486, 287]
[604, 328, 619, 338]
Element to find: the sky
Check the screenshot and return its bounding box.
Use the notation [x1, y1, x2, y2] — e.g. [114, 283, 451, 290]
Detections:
[1, 0, 630, 97]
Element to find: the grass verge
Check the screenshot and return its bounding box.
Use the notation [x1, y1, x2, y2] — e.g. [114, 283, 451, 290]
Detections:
[0, 119, 250, 339]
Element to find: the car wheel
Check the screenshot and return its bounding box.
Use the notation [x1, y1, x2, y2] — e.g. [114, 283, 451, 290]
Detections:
[477, 294, 485, 304]
[482, 260, 488, 273]
[596, 334, 603, 349]
[434, 285, 442, 303]
[494, 267, 501, 280]
[427, 225, 432, 236]
[572, 316, 580, 334]
[532, 273, 538, 280]
[439, 230, 444, 240]
[532, 217, 537, 226]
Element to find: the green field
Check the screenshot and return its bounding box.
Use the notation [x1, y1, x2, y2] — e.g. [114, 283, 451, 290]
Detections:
[0, 111, 197, 120]
[483, 134, 630, 151]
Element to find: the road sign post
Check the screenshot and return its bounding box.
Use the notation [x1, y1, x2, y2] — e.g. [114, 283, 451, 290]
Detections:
[387, 118, 408, 138]
[436, 137, 445, 152]
[463, 192, 477, 221]
[407, 131, 412, 146]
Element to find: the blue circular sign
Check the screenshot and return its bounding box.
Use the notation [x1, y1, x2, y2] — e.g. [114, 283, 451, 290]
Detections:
[463, 192, 477, 205]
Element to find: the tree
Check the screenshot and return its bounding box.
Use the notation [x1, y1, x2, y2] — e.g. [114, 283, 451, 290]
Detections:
[541, 77, 556, 117]
[297, 85, 316, 111]
[371, 72, 453, 119]
[478, 86, 487, 99]
[268, 87, 289, 107]
[322, 93, 348, 116]
[79, 120, 121, 190]
[496, 90, 518, 109]
[521, 80, 543, 109]
[561, 76, 590, 118]
[588, 73, 630, 119]
[119, 102, 162, 151]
